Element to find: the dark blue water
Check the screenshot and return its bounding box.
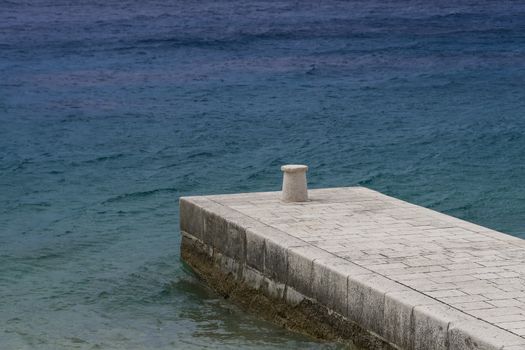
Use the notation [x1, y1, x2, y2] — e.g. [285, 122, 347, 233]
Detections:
[2, 0, 525, 348]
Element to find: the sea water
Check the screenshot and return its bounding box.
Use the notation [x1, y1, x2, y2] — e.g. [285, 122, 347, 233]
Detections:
[1, 0, 525, 348]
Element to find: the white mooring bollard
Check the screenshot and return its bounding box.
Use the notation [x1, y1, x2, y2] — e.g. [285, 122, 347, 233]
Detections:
[281, 164, 308, 202]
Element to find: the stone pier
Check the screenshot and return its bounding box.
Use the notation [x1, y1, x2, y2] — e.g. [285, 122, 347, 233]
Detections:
[180, 187, 525, 349]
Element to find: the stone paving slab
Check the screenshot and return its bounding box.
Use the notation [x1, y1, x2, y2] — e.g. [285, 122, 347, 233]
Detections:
[180, 187, 525, 349]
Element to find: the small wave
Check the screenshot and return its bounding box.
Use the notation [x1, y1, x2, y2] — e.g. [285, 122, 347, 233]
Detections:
[187, 151, 214, 159]
[358, 171, 388, 186]
[81, 154, 126, 165]
[103, 188, 179, 203]
[133, 29, 325, 49]
[0, 0, 18, 6]
[246, 168, 269, 180]
[14, 201, 52, 211]
[34, 252, 63, 260]
[67, 337, 88, 344]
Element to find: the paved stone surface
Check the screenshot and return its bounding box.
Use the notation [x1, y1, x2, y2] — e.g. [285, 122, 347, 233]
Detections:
[181, 187, 525, 349]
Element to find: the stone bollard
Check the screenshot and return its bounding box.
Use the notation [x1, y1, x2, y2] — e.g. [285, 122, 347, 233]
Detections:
[281, 164, 308, 202]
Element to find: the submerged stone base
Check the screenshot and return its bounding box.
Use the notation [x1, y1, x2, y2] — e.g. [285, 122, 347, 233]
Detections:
[181, 233, 397, 350]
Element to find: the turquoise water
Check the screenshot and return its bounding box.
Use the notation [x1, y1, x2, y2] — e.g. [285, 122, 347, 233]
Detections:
[1, 0, 525, 348]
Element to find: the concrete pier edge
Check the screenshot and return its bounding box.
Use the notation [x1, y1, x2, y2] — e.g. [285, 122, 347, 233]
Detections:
[180, 231, 396, 349]
[179, 188, 525, 350]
